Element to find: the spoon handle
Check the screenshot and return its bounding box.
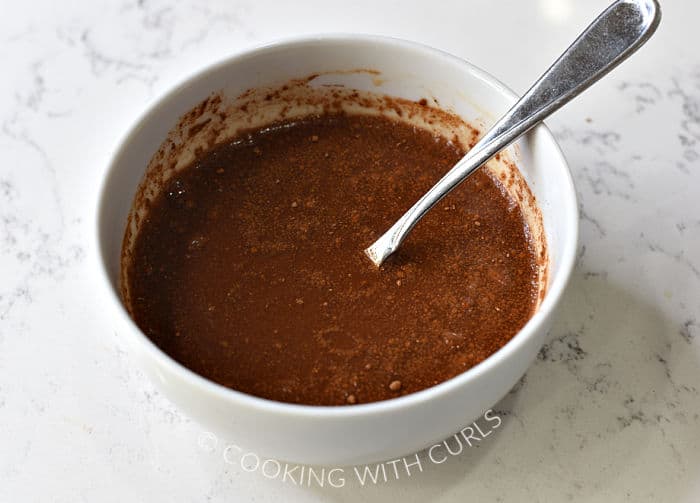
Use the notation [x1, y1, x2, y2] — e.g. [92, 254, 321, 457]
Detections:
[365, 0, 661, 266]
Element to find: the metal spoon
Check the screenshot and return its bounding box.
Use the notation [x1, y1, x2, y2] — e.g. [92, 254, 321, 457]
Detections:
[365, 0, 661, 266]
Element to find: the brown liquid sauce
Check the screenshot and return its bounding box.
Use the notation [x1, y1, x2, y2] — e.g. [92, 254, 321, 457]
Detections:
[127, 113, 538, 406]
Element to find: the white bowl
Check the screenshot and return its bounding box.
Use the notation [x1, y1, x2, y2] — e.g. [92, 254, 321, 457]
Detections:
[96, 35, 578, 466]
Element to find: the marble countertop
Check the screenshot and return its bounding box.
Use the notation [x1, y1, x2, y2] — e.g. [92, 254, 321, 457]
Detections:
[1, 0, 698, 501]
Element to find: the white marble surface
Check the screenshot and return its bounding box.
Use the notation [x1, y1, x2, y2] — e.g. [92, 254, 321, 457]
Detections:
[1, 0, 699, 501]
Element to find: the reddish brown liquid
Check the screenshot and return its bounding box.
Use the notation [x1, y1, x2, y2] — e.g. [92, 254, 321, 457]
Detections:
[126, 113, 538, 405]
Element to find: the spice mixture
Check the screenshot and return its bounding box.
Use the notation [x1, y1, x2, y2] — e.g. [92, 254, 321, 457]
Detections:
[126, 112, 539, 405]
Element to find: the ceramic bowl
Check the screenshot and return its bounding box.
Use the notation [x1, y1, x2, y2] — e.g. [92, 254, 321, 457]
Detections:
[96, 34, 578, 466]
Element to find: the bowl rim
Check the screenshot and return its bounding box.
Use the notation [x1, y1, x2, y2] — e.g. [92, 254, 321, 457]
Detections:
[96, 32, 579, 419]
